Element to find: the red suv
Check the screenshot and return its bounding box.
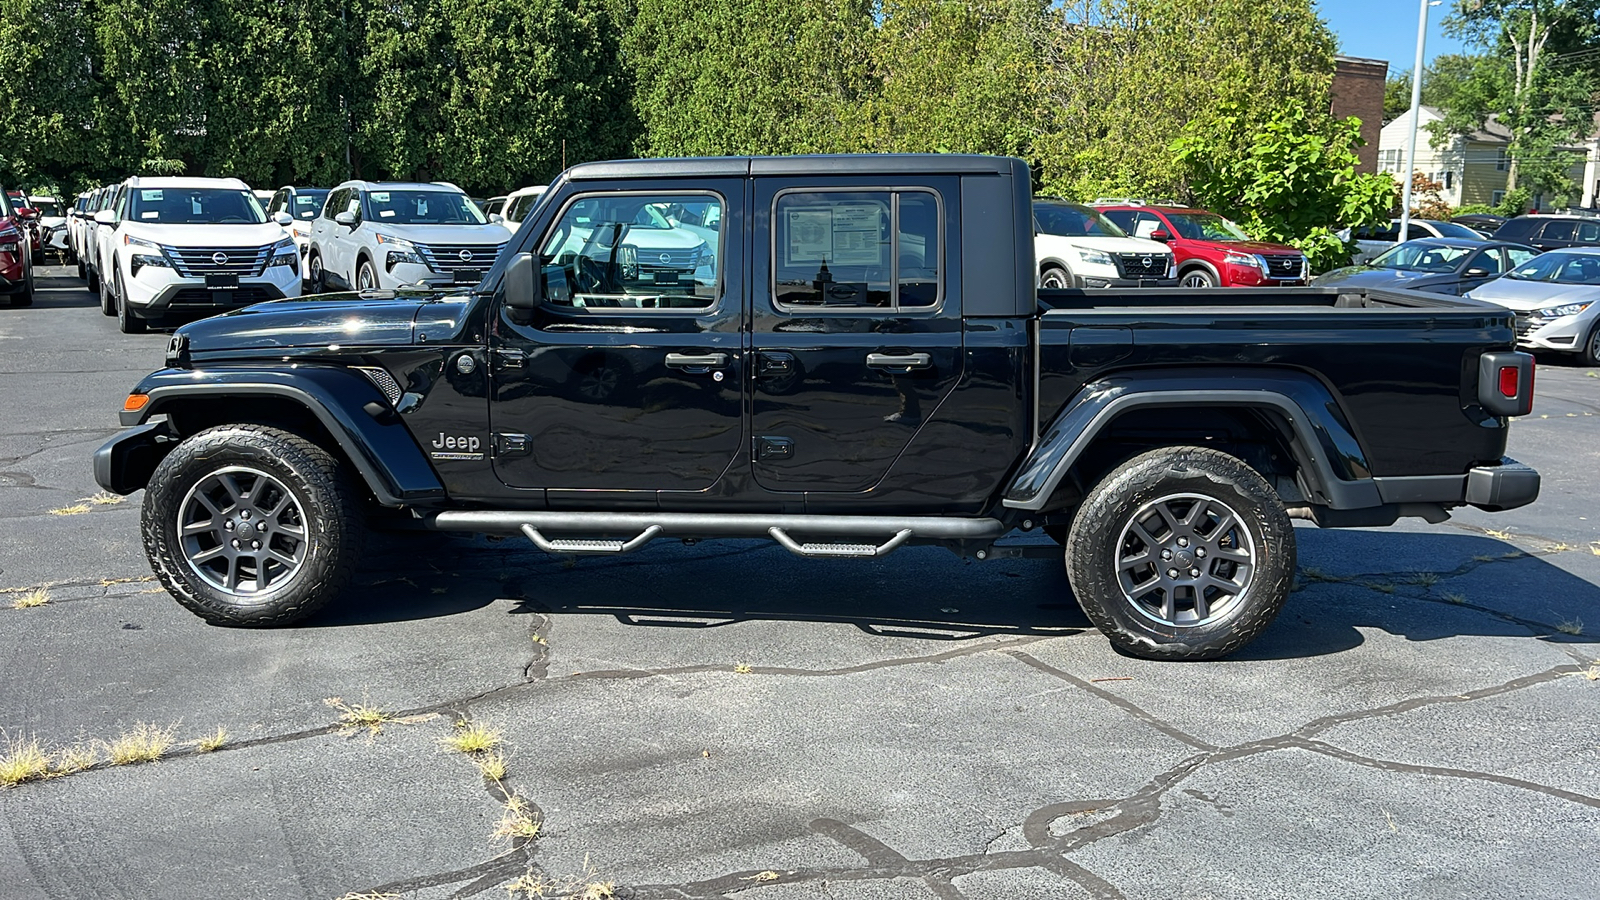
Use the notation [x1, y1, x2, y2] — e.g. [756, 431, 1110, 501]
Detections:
[0, 188, 34, 306]
[1094, 202, 1307, 287]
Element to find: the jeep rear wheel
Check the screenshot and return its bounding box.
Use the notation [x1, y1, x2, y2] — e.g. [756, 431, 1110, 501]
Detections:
[142, 425, 364, 626]
[1064, 446, 1295, 660]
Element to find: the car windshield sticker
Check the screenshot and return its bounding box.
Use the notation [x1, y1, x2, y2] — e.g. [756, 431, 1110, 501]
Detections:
[785, 203, 883, 267]
[379, 210, 395, 218]
[140, 211, 159, 219]
[371, 192, 389, 202]
[191, 196, 203, 215]
[140, 190, 163, 201]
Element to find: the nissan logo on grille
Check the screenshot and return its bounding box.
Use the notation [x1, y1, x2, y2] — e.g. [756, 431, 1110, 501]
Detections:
[1141, 255, 1152, 268]
[458, 249, 473, 262]
[211, 252, 229, 265]
[659, 253, 671, 264]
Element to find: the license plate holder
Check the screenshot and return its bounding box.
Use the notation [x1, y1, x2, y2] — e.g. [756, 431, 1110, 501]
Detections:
[453, 269, 484, 284]
[205, 274, 239, 290]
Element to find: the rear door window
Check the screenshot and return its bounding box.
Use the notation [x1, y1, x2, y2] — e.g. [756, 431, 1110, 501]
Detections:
[1539, 220, 1577, 242]
[773, 189, 942, 311]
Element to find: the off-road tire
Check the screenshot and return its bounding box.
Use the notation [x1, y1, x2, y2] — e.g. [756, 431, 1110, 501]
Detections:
[142, 425, 365, 626]
[1040, 265, 1072, 289]
[1064, 446, 1295, 660]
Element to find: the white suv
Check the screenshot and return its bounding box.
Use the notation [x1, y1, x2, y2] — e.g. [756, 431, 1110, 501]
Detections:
[94, 176, 300, 333]
[1033, 199, 1177, 288]
[308, 181, 511, 292]
[500, 184, 548, 231]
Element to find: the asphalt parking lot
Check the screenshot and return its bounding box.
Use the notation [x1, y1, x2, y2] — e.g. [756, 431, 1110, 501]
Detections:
[2, 265, 1598, 899]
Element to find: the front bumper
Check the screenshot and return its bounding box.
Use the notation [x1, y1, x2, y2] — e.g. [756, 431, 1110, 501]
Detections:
[1513, 313, 1588, 353]
[93, 421, 179, 495]
[124, 266, 300, 312]
[1075, 273, 1179, 288]
[386, 259, 488, 290]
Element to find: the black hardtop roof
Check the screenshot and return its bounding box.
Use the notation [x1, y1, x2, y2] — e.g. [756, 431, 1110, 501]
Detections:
[566, 153, 1027, 181]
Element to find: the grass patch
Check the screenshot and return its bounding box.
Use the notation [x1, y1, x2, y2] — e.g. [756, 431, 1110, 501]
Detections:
[1556, 618, 1584, 636]
[441, 720, 503, 755]
[10, 588, 49, 609]
[1408, 572, 1441, 588]
[1584, 662, 1600, 682]
[48, 504, 91, 516]
[475, 752, 507, 782]
[733, 663, 753, 675]
[0, 736, 51, 787]
[1367, 582, 1395, 595]
[83, 492, 124, 506]
[105, 723, 175, 765]
[325, 697, 394, 735]
[50, 743, 99, 775]
[744, 871, 781, 883]
[1299, 566, 1330, 582]
[1442, 592, 1467, 605]
[505, 857, 613, 899]
[194, 726, 228, 753]
[1589, 543, 1600, 557]
[1471, 554, 1497, 563]
[1485, 529, 1511, 540]
[493, 796, 542, 842]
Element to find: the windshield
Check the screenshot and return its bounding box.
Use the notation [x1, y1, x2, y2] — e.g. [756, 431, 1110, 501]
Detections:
[1370, 242, 1472, 272]
[364, 189, 486, 225]
[1034, 202, 1126, 238]
[130, 188, 266, 225]
[30, 200, 60, 217]
[1165, 212, 1252, 242]
[1506, 252, 1600, 285]
[290, 189, 328, 220]
[506, 190, 547, 222]
[1426, 221, 1483, 239]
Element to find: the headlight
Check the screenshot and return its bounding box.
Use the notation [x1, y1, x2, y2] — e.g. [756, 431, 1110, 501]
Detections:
[129, 254, 170, 277]
[1076, 248, 1113, 267]
[123, 234, 159, 249]
[374, 233, 416, 251]
[1223, 251, 1262, 269]
[1537, 302, 1592, 318]
[267, 238, 298, 271]
[376, 233, 424, 271]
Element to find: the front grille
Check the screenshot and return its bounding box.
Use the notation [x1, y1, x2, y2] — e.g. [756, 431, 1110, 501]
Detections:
[1262, 255, 1305, 279]
[166, 245, 273, 278]
[1514, 315, 1542, 336]
[166, 286, 280, 307]
[415, 242, 505, 273]
[637, 247, 701, 270]
[1116, 252, 1171, 278]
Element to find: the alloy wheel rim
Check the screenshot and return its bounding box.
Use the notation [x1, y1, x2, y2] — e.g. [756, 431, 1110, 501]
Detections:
[178, 466, 308, 597]
[358, 266, 373, 290]
[1182, 273, 1210, 288]
[1113, 492, 1256, 627]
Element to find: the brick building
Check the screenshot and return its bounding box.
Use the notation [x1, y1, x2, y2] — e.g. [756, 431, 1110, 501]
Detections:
[1332, 55, 1389, 175]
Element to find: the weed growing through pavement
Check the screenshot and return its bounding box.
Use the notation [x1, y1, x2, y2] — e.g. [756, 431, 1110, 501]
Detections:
[1584, 662, 1600, 682]
[1442, 593, 1467, 605]
[84, 492, 124, 506]
[1408, 573, 1440, 588]
[744, 871, 781, 883]
[494, 796, 543, 842]
[10, 588, 48, 609]
[326, 697, 395, 736]
[1590, 543, 1600, 557]
[441, 720, 503, 755]
[51, 743, 99, 775]
[0, 736, 50, 787]
[505, 856, 614, 899]
[475, 752, 508, 781]
[1485, 529, 1511, 540]
[106, 723, 176, 765]
[194, 726, 229, 753]
[733, 662, 753, 674]
[47, 503, 91, 516]
[1556, 618, 1584, 636]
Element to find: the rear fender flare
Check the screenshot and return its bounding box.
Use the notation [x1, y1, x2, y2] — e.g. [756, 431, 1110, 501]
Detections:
[116, 366, 445, 506]
[1002, 368, 1378, 511]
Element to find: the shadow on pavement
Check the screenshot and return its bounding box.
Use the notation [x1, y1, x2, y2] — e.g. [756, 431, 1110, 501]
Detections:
[31, 267, 100, 310]
[296, 528, 1600, 660]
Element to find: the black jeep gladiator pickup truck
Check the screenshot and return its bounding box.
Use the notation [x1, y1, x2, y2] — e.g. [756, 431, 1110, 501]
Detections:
[94, 154, 1540, 659]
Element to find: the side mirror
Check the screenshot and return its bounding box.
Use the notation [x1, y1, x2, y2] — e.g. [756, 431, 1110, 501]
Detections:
[273, 211, 293, 226]
[1464, 267, 1491, 278]
[488, 213, 504, 224]
[94, 209, 117, 226]
[334, 210, 357, 226]
[1150, 229, 1172, 243]
[504, 252, 541, 312]
[17, 207, 36, 220]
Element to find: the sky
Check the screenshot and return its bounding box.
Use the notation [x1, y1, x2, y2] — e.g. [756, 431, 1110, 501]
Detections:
[1317, 0, 1468, 75]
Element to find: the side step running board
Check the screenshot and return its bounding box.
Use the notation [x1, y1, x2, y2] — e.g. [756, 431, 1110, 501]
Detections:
[520, 524, 663, 555]
[768, 527, 913, 559]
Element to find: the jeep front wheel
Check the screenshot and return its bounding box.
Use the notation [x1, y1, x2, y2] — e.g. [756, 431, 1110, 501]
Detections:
[1064, 446, 1295, 660]
[142, 425, 365, 626]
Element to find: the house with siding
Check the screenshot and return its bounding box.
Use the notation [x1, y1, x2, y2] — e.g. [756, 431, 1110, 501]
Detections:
[1379, 106, 1595, 210]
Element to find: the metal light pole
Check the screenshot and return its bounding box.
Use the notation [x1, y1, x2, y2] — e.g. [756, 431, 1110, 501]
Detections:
[1398, 0, 1441, 242]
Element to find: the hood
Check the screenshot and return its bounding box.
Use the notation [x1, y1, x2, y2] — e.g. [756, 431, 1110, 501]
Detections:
[121, 222, 289, 248]
[1312, 266, 1448, 289]
[1037, 234, 1172, 256]
[175, 291, 444, 353]
[1195, 240, 1299, 256]
[620, 227, 705, 252]
[1466, 277, 1600, 311]
[369, 222, 512, 246]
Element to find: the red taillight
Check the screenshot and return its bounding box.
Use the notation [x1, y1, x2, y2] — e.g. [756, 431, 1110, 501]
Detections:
[1498, 366, 1519, 399]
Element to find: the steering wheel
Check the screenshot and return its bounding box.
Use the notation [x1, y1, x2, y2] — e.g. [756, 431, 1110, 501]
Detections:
[573, 256, 611, 295]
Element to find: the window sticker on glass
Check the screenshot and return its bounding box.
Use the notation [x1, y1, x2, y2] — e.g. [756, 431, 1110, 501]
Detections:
[785, 204, 885, 267]
[141, 211, 159, 219]
[140, 190, 163, 202]
[371, 192, 390, 203]
[191, 196, 203, 215]
[379, 210, 395, 218]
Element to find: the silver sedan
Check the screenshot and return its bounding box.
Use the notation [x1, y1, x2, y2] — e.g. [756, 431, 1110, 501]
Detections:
[1467, 247, 1600, 365]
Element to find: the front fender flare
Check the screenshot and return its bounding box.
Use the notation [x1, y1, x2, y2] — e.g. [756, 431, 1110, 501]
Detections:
[109, 365, 445, 506]
[1002, 368, 1379, 511]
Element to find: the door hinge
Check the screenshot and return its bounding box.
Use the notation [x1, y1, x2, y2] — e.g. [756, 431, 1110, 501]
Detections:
[493, 433, 531, 457]
[493, 348, 526, 369]
[753, 436, 794, 461]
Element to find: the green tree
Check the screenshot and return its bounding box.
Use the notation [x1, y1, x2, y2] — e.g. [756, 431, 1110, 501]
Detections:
[1173, 101, 1396, 272]
[1384, 54, 1488, 123]
[1436, 0, 1600, 202]
[95, 0, 219, 174]
[0, 0, 114, 192]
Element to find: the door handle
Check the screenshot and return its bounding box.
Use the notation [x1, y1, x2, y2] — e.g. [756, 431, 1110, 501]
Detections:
[665, 352, 728, 369]
[866, 352, 931, 370]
